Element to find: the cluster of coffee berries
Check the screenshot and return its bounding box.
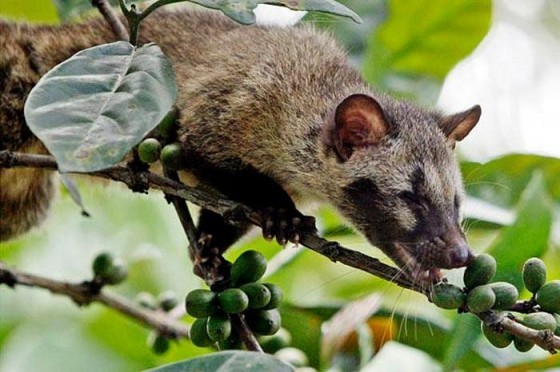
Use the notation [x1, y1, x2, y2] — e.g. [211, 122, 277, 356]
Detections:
[484, 258, 559, 352]
[430, 254, 560, 351]
[138, 138, 185, 170]
[91, 252, 127, 285]
[136, 111, 187, 170]
[135, 291, 180, 354]
[185, 250, 283, 348]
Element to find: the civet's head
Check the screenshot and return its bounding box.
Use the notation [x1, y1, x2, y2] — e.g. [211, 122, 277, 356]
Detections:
[322, 94, 481, 283]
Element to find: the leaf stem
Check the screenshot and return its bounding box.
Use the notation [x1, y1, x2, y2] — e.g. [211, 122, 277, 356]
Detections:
[117, 0, 142, 46]
[162, 168, 263, 352]
[1, 150, 559, 354]
[92, 0, 129, 41]
[0, 261, 190, 339]
[0, 150, 417, 291]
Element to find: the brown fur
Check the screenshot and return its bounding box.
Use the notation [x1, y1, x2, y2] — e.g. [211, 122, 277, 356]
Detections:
[0, 17, 115, 240]
[0, 9, 479, 280]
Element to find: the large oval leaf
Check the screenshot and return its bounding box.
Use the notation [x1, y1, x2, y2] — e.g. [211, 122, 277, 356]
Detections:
[24, 41, 177, 173]
[152, 0, 361, 25]
[364, 0, 491, 84]
[487, 172, 553, 289]
[147, 351, 294, 371]
[462, 154, 560, 207]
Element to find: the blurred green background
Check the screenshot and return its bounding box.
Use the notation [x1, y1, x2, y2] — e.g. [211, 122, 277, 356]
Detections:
[1, 0, 559, 371]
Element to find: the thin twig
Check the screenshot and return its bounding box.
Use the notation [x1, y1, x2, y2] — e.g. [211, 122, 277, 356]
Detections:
[0, 261, 189, 339]
[163, 169, 199, 249]
[162, 168, 263, 352]
[478, 311, 560, 354]
[230, 314, 263, 352]
[91, 0, 129, 41]
[1, 150, 559, 354]
[0, 150, 417, 291]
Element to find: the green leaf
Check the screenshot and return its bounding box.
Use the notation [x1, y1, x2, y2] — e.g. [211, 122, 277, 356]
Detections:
[51, 0, 94, 22]
[487, 172, 553, 290]
[59, 173, 91, 217]
[280, 305, 324, 368]
[146, 351, 294, 371]
[462, 154, 560, 207]
[441, 314, 481, 371]
[373, 311, 490, 369]
[24, 41, 177, 173]
[152, 0, 361, 25]
[364, 0, 491, 84]
[0, 0, 59, 23]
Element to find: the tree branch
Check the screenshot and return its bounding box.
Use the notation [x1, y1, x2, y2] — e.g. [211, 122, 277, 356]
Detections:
[0, 150, 417, 292]
[161, 168, 266, 352]
[91, 0, 129, 41]
[478, 311, 560, 354]
[3, 150, 557, 353]
[0, 261, 189, 339]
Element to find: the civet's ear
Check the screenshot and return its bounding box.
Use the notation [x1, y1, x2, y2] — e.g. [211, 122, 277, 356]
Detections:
[330, 94, 390, 161]
[440, 105, 481, 146]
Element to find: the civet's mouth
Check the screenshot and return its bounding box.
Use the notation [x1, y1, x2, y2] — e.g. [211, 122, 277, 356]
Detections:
[392, 233, 473, 284]
[392, 242, 443, 283]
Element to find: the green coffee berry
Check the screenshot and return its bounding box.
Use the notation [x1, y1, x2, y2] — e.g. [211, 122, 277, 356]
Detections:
[158, 291, 179, 312]
[522, 257, 547, 294]
[158, 109, 178, 139]
[259, 328, 292, 354]
[431, 283, 466, 310]
[230, 250, 267, 286]
[489, 282, 519, 310]
[240, 283, 272, 309]
[274, 347, 309, 368]
[218, 330, 243, 350]
[185, 289, 217, 318]
[467, 285, 496, 313]
[136, 292, 157, 310]
[92, 252, 114, 277]
[536, 280, 560, 314]
[190, 317, 214, 347]
[482, 323, 513, 348]
[522, 312, 557, 331]
[102, 259, 128, 285]
[553, 314, 560, 337]
[463, 254, 496, 289]
[160, 143, 184, 170]
[148, 333, 170, 354]
[218, 288, 249, 314]
[138, 138, 162, 164]
[262, 283, 283, 310]
[246, 309, 281, 335]
[513, 336, 534, 352]
[207, 313, 232, 342]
